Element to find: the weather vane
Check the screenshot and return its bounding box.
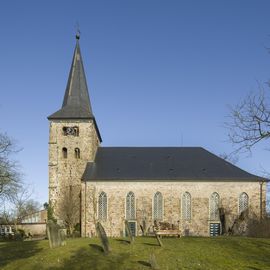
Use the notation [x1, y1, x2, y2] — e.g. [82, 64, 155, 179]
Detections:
[75, 21, 80, 40]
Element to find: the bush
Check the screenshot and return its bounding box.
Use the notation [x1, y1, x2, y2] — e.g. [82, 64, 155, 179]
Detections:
[14, 229, 25, 241]
[17, 229, 26, 238]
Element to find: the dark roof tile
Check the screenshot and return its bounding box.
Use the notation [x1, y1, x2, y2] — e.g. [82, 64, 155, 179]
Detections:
[82, 147, 265, 181]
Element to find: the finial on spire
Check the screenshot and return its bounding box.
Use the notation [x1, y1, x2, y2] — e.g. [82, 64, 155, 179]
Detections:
[76, 29, 80, 40]
[75, 21, 80, 40]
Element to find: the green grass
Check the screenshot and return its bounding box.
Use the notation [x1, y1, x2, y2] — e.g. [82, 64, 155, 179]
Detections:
[1, 237, 270, 270]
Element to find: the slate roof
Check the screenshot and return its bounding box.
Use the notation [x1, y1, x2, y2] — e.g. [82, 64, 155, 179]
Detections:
[82, 147, 265, 181]
[48, 37, 102, 141]
[48, 38, 93, 120]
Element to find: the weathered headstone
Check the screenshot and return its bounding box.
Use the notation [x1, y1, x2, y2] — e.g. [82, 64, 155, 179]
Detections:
[142, 220, 147, 235]
[96, 222, 111, 254]
[229, 209, 249, 236]
[155, 234, 163, 247]
[59, 229, 66, 246]
[46, 220, 66, 248]
[141, 219, 149, 236]
[149, 253, 160, 270]
[125, 220, 134, 244]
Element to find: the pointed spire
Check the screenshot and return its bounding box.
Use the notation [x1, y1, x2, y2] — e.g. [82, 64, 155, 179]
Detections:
[48, 35, 94, 119]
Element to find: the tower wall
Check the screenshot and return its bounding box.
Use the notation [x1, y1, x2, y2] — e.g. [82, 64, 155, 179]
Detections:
[48, 119, 99, 225]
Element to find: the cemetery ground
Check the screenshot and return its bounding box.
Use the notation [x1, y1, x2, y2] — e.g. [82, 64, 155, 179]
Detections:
[0, 237, 270, 270]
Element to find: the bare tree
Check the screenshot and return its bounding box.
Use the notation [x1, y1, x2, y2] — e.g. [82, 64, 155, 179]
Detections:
[219, 152, 239, 165]
[17, 199, 41, 221]
[0, 205, 13, 224]
[9, 186, 40, 226]
[225, 87, 270, 216]
[0, 133, 22, 202]
[225, 88, 270, 153]
[58, 185, 80, 235]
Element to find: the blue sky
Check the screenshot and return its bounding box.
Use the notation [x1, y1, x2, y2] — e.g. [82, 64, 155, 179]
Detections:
[0, 0, 269, 205]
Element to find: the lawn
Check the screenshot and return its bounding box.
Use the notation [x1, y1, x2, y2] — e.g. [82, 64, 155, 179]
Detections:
[0, 236, 270, 270]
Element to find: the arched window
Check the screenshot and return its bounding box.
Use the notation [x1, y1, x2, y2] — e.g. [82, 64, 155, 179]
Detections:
[210, 192, 220, 220]
[182, 192, 191, 220]
[126, 191, 135, 220]
[153, 192, 163, 221]
[74, 126, 79, 136]
[62, 147, 67, 159]
[239, 192, 248, 214]
[98, 192, 107, 221]
[75, 148, 80, 159]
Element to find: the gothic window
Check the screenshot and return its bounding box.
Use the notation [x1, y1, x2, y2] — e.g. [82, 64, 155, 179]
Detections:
[210, 192, 220, 220]
[62, 147, 67, 159]
[75, 148, 80, 159]
[182, 192, 191, 220]
[126, 191, 135, 220]
[98, 192, 107, 221]
[153, 192, 163, 221]
[239, 192, 249, 214]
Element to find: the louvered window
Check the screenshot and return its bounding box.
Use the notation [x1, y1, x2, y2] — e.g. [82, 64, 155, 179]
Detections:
[153, 192, 163, 221]
[210, 192, 220, 220]
[98, 192, 107, 221]
[126, 192, 135, 220]
[182, 192, 191, 220]
[239, 192, 248, 214]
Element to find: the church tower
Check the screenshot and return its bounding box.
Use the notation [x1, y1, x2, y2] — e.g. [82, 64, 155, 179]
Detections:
[48, 34, 101, 225]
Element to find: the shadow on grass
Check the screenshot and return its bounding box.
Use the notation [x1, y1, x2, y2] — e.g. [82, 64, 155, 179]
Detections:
[144, 242, 159, 247]
[0, 240, 43, 268]
[115, 239, 130, 244]
[138, 260, 151, 267]
[193, 237, 270, 269]
[89, 243, 104, 253]
[46, 245, 131, 270]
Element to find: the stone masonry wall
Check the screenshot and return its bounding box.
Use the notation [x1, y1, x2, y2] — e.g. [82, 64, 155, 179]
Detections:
[48, 119, 99, 222]
[81, 181, 266, 237]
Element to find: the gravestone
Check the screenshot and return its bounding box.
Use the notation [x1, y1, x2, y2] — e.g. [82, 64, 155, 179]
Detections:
[229, 209, 249, 236]
[59, 229, 66, 246]
[155, 234, 163, 247]
[125, 220, 134, 244]
[142, 220, 147, 236]
[141, 219, 149, 236]
[149, 253, 160, 270]
[46, 220, 66, 248]
[96, 222, 111, 254]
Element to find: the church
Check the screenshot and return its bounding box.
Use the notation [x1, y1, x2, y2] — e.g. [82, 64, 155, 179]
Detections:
[48, 35, 267, 237]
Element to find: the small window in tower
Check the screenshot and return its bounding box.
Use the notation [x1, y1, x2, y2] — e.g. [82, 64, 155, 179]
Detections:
[75, 148, 80, 159]
[62, 147, 68, 159]
[74, 127, 79, 136]
[63, 127, 68, 136]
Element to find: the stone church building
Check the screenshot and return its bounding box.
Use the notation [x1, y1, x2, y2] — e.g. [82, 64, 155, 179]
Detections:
[48, 36, 267, 237]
